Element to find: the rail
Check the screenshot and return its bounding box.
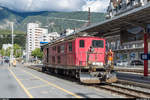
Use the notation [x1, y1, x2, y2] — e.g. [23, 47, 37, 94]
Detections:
[95, 83, 150, 98]
[117, 79, 150, 89]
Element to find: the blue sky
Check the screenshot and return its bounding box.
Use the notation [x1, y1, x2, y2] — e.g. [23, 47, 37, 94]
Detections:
[0, 0, 109, 12]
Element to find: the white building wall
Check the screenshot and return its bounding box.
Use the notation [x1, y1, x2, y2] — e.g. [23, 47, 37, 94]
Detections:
[2, 44, 12, 50]
[26, 23, 48, 61]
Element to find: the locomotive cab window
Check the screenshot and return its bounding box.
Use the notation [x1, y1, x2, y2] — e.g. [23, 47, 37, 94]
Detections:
[80, 40, 84, 48]
[68, 42, 72, 52]
[92, 40, 104, 48]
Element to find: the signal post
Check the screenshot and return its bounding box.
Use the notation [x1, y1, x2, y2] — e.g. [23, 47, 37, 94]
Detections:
[144, 32, 148, 76]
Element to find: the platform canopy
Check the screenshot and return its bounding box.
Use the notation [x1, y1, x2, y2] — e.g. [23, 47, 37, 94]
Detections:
[76, 3, 150, 37]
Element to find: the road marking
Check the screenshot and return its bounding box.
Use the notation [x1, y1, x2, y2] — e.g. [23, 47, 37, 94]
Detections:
[27, 84, 49, 90]
[19, 78, 38, 81]
[15, 74, 27, 76]
[23, 70, 83, 98]
[8, 68, 33, 98]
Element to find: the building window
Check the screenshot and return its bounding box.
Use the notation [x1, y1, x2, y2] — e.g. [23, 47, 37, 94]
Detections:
[57, 56, 61, 64]
[80, 40, 84, 48]
[92, 40, 104, 48]
[57, 46, 61, 53]
[68, 42, 72, 52]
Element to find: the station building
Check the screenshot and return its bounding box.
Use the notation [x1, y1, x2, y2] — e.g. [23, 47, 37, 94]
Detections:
[105, 0, 150, 66]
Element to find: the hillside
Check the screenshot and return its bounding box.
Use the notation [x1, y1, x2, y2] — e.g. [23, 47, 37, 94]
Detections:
[0, 7, 106, 49]
[0, 29, 26, 49]
[0, 7, 106, 33]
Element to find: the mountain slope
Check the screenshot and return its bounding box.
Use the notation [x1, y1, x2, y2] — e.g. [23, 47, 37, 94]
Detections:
[0, 7, 106, 33]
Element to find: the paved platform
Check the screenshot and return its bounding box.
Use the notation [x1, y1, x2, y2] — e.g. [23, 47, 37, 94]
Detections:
[0, 64, 120, 98]
[26, 64, 150, 85]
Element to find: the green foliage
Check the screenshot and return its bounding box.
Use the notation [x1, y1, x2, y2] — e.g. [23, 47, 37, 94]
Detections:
[0, 44, 22, 58]
[0, 31, 26, 49]
[0, 7, 106, 33]
[31, 48, 43, 59]
[0, 7, 106, 49]
[14, 44, 22, 58]
[0, 48, 5, 56]
[0, 29, 25, 35]
[5, 47, 11, 57]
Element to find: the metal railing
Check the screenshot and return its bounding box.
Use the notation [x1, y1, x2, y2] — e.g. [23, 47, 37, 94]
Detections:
[107, 0, 150, 18]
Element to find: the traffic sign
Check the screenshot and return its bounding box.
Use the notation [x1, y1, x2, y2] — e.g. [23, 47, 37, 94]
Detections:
[141, 53, 150, 60]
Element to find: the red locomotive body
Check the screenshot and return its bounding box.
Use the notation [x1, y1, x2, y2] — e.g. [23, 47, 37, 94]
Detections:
[43, 37, 105, 67]
[42, 36, 117, 84]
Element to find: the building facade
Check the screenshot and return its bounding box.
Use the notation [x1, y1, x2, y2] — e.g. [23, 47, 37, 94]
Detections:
[26, 23, 48, 61]
[106, 0, 150, 18]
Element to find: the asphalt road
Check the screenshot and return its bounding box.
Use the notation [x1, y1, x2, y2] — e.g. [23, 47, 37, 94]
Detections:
[0, 63, 120, 98]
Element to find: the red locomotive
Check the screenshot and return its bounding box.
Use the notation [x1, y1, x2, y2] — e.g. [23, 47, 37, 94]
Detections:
[41, 36, 117, 84]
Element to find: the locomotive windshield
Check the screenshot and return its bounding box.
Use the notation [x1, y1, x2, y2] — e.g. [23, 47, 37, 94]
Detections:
[92, 40, 104, 48]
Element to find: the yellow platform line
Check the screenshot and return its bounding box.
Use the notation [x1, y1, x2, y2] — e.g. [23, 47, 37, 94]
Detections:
[27, 84, 49, 90]
[19, 78, 38, 81]
[8, 68, 33, 98]
[15, 74, 26, 76]
[23, 70, 83, 98]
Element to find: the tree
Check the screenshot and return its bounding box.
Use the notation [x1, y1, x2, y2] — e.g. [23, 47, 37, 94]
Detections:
[14, 44, 22, 58]
[31, 48, 43, 59]
[0, 48, 5, 56]
[5, 47, 11, 57]
[0, 44, 22, 58]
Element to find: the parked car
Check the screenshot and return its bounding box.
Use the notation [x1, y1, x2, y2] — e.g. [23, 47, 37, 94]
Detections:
[4, 56, 10, 63]
[116, 60, 128, 66]
[130, 60, 144, 66]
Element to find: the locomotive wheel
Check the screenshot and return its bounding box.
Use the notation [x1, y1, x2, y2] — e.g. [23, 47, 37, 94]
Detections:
[42, 67, 46, 72]
[54, 69, 58, 74]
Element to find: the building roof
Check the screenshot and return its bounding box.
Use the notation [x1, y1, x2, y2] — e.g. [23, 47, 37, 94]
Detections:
[75, 3, 150, 37]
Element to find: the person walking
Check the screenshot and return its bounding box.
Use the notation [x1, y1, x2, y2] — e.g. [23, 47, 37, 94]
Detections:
[107, 49, 114, 66]
[13, 59, 16, 67]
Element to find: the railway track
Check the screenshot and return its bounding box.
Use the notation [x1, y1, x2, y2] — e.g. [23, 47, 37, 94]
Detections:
[95, 84, 150, 98]
[114, 67, 150, 74]
[117, 79, 150, 89]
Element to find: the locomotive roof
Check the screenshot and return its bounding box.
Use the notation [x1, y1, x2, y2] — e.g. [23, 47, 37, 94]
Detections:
[41, 34, 102, 48]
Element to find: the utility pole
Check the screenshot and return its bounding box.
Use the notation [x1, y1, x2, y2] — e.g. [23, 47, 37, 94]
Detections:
[87, 7, 91, 26]
[11, 22, 14, 66]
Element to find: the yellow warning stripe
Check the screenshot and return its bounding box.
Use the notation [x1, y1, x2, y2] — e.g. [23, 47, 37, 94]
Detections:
[8, 68, 33, 98]
[23, 70, 82, 98]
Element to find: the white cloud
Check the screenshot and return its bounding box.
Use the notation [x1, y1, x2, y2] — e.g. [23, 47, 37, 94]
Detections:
[82, 0, 109, 12]
[0, 0, 109, 12]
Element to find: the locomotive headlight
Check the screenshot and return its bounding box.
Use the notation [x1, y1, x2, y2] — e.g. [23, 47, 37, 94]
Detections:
[92, 62, 103, 66]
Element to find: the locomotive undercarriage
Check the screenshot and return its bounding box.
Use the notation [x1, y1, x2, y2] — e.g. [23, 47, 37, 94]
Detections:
[42, 64, 117, 84]
[79, 65, 117, 84]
